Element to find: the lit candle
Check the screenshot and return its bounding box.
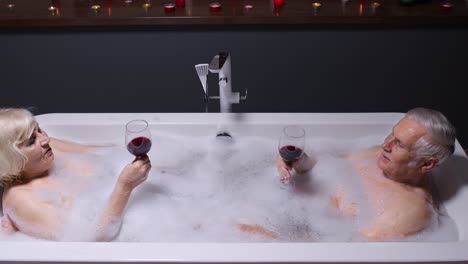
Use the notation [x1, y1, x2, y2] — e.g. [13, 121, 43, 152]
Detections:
[164, 3, 176, 12]
[273, 0, 284, 7]
[440, 2, 453, 12]
[176, 0, 185, 8]
[209, 2, 222, 12]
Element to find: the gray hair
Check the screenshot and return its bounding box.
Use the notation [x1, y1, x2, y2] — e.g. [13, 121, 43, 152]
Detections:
[405, 107, 456, 165]
[0, 108, 36, 188]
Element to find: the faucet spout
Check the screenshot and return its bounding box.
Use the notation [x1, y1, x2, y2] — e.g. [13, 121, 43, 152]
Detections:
[209, 52, 229, 74]
[219, 77, 240, 112]
[215, 52, 236, 113]
[196, 52, 246, 113]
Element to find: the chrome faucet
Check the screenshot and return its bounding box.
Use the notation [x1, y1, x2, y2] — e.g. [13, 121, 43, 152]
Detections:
[195, 52, 247, 113]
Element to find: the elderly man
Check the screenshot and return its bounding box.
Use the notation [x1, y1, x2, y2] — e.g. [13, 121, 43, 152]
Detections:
[277, 107, 456, 241]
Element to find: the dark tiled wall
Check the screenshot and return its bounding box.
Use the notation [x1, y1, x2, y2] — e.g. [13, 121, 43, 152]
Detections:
[1, 27, 467, 147]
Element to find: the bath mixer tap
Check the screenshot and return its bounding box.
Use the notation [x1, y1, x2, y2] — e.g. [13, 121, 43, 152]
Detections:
[195, 52, 247, 112]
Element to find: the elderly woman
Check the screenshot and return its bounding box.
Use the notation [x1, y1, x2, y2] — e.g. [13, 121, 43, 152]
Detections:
[277, 107, 456, 241]
[0, 108, 151, 241]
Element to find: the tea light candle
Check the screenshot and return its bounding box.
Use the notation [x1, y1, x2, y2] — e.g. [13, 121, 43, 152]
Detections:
[440, 2, 453, 12]
[164, 3, 176, 12]
[209, 2, 222, 11]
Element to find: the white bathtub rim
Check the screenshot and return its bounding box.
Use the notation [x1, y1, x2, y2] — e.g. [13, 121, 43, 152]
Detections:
[35, 112, 405, 126]
[1, 241, 468, 263]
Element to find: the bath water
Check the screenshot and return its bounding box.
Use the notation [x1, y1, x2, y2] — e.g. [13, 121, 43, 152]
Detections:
[0, 131, 458, 242]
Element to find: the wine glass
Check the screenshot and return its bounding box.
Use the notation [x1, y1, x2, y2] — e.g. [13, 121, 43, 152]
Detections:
[278, 125, 305, 184]
[125, 119, 152, 157]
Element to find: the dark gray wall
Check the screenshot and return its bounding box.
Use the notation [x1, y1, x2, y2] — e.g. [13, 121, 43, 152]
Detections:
[1, 27, 467, 147]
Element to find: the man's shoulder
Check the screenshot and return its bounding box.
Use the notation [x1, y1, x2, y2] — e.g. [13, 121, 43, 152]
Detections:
[412, 187, 434, 209]
[362, 188, 434, 241]
[386, 185, 434, 228]
[345, 145, 381, 161]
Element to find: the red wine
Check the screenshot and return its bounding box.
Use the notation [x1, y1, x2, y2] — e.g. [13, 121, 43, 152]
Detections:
[279, 145, 303, 165]
[127, 136, 152, 156]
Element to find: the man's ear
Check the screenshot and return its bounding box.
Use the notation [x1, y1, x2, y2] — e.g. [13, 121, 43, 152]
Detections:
[420, 156, 438, 174]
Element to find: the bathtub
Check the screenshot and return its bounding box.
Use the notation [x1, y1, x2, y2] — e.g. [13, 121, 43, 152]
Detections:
[1, 112, 468, 264]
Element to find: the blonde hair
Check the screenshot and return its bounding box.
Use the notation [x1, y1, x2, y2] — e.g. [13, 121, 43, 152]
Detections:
[0, 108, 37, 188]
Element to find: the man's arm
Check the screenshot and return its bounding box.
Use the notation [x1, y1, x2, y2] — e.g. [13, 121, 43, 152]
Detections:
[276, 153, 315, 183]
[329, 192, 359, 217]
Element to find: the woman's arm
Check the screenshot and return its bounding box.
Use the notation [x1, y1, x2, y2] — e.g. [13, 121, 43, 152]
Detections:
[50, 138, 99, 153]
[94, 183, 131, 241]
[236, 223, 279, 239]
[3, 188, 64, 240]
[95, 156, 151, 241]
[1, 215, 18, 234]
[4, 156, 151, 242]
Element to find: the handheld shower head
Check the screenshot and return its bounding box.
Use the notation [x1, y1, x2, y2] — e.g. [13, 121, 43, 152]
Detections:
[195, 63, 209, 95]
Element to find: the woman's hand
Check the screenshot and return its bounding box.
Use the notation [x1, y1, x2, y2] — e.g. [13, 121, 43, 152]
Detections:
[117, 155, 152, 191]
[1, 216, 17, 234]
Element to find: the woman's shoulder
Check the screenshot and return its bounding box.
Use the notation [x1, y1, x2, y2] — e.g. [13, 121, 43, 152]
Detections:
[3, 185, 34, 208]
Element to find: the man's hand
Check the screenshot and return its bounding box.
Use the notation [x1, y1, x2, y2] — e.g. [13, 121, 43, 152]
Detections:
[276, 155, 301, 183]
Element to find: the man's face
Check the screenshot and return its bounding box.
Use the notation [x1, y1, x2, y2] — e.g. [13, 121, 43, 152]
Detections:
[377, 118, 427, 183]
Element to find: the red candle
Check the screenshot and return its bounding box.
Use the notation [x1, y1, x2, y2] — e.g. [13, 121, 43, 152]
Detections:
[164, 3, 175, 12]
[273, 0, 284, 7]
[176, 0, 185, 8]
[209, 2, 222, 11]
[104, 0, 112, 8]
[440, 3, 453, 12]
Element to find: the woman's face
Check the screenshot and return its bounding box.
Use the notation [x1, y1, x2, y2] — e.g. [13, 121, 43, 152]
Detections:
[18, 123, 54, 180]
